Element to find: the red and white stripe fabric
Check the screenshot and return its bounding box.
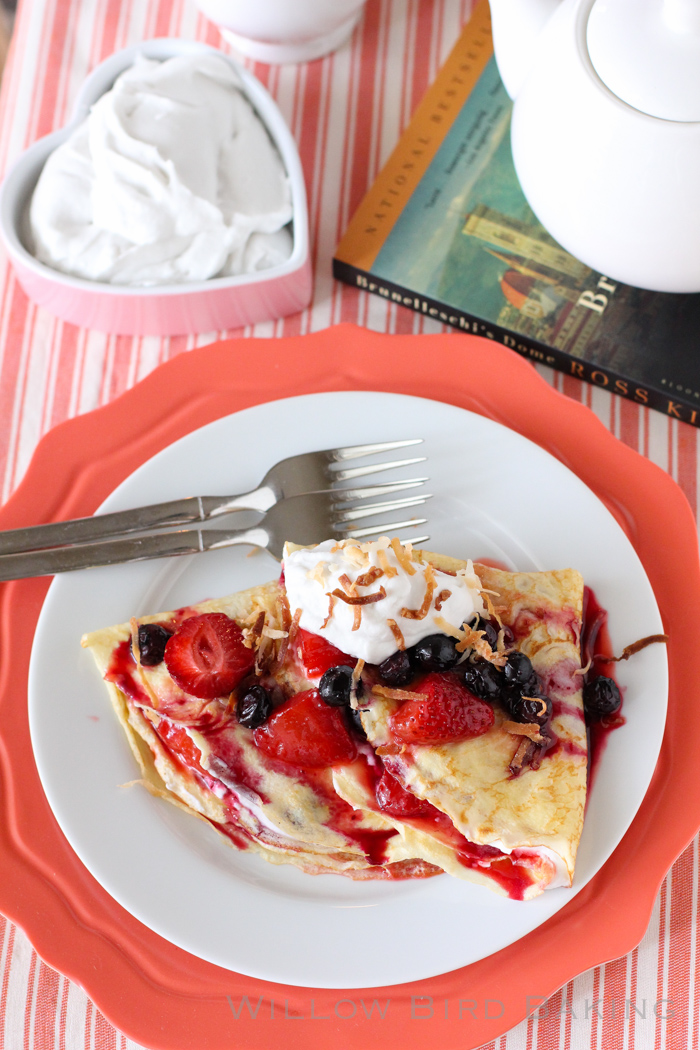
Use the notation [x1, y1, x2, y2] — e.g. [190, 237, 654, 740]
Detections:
[0, 1, 698, 1047]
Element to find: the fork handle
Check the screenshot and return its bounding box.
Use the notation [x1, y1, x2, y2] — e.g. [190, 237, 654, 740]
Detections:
[0, 485, 276, 556]
[0, 524, 271, 581]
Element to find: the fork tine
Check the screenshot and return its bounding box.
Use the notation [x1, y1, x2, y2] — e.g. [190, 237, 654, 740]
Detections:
[341, 517, 429, 539]
[334, 494, 431, 524]
[333, 456, 426, 483]
[330, 439, 423, 462]
[332, 478, 428, 502]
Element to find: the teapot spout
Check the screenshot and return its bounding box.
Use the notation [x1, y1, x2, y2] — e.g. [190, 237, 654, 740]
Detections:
[489, 0, 560, 98]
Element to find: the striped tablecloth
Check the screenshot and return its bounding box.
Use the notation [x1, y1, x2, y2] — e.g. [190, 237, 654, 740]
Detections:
[0, 1, 698, 1047]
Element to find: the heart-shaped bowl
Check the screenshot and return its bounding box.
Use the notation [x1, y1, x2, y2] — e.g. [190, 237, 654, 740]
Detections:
[0, 38, 312, 335]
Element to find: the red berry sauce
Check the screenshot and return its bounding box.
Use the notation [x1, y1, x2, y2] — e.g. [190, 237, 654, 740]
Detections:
[581, 585, 626, 786]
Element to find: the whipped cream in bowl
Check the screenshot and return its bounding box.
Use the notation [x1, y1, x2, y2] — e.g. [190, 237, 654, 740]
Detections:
[283, 538, 486, 665]
[0, 39, 311, 334]
[30, 54, 293, 286]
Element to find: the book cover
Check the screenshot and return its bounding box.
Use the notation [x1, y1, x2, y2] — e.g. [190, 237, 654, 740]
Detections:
[333, 0, 700, 427]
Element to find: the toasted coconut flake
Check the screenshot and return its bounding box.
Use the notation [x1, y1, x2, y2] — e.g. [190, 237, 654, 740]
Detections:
[262, 626, 288, 640]
[242, 614, 265, 649]
[387, 618, 406, 650]
[372, 685, 424, 702]
[307, 561, 328, 587]
[255, 634, 272, 675]
[503, 720, 545, 743]
[279, 594, 292, 632]
[331, 586, 387, 606]
[338, 573, 356, 595]
[273, 609, 296, 670]
[433, 616, 463, 640]
[352, 605, 362, 632]
[273, 636, 289, 672]
[574, 658, 593, 676]
[356, 566, 384, 588]
[373, 536, 391, 548]
[321, 593, 337, 630]
[350, 659, 365, 701]
[434, 617, 506, 667]
[400, 564, 437, 621]
[377, 548, 398, 578]
[509, 737, 536, 775]
[390, 537, 416, 575]
[481, 590, 503, 627]
[434, 588, 451, 611]
[598, 633, 669, 663]
[345, 544, 370, 568]
[288, 608, 302, 646]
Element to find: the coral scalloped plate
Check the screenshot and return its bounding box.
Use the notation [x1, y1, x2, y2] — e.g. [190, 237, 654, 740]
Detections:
[0, 325, 698, 1050]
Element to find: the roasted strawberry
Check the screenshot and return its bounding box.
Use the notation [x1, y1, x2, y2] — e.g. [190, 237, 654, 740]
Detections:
[375, 770, 434, 818]
[390, 672, 494, 745]
[297, 628, 354, 678]
[164, 613, 254, 699]
[254, 688, 357, 768]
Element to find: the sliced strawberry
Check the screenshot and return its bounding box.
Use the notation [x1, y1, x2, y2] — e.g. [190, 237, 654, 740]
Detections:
[390, 672, 494, 746]
[164, 613, 254, 699]
[155, 718, 207, 777]
[254, 689, 357, 768]
[297, 627, 354, 678]
[375, 770, 435, 819]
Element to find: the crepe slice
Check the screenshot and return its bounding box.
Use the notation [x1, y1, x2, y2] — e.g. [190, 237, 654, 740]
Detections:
[332, 554, 587, 899]
[81, 580, 440, 881]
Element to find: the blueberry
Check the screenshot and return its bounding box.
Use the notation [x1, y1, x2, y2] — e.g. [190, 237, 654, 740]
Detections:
[508, 694, 552, 726]
[410, 634, 460, 672]
[377, 650, 413, 687]
[583, 676, 621, 722]
[319, 665, 358, 707]
[236, 684, 273, 728]
[471, 616, 499, 650]
[137, 623, 173, 666]
[503, 651, 535, 687]
[463, 659, 503, 701]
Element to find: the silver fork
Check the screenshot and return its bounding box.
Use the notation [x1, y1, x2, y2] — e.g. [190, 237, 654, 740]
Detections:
[0, 439, 426, 555]
[0, 490, 431, 580]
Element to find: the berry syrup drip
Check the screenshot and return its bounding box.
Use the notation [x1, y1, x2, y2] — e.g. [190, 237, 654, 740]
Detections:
[105, 639, 150, 704]
[454, 848, 535, 901]
[258, 748, 399, 865]
[368, 760, 536, 900]
[152, 717, 256, 836]
[199, 723, 271, 803]
[581, 586, 625, 786]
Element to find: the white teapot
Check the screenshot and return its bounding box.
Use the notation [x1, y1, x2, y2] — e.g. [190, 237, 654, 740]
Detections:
[489, 0, 700, 292]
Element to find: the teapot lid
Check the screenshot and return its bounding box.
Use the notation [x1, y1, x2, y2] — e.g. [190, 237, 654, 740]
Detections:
[587, 0, 700, 121]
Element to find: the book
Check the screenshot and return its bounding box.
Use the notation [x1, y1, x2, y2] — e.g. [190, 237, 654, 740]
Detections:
[333, 0, 700, 427]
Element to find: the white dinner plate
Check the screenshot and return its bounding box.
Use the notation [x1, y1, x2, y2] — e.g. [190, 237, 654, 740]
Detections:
[28, 391, 668, 988]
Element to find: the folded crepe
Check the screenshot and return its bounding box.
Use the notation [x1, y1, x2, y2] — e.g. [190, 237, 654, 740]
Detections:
[82, 545, 586, 897]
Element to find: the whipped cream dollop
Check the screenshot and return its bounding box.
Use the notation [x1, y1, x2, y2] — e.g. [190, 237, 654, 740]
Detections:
[283, 539, 486, 665]
[29, 54, 293, 285]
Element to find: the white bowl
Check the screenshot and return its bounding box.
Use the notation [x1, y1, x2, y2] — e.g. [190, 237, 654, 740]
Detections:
[0, 39, 312, 335]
